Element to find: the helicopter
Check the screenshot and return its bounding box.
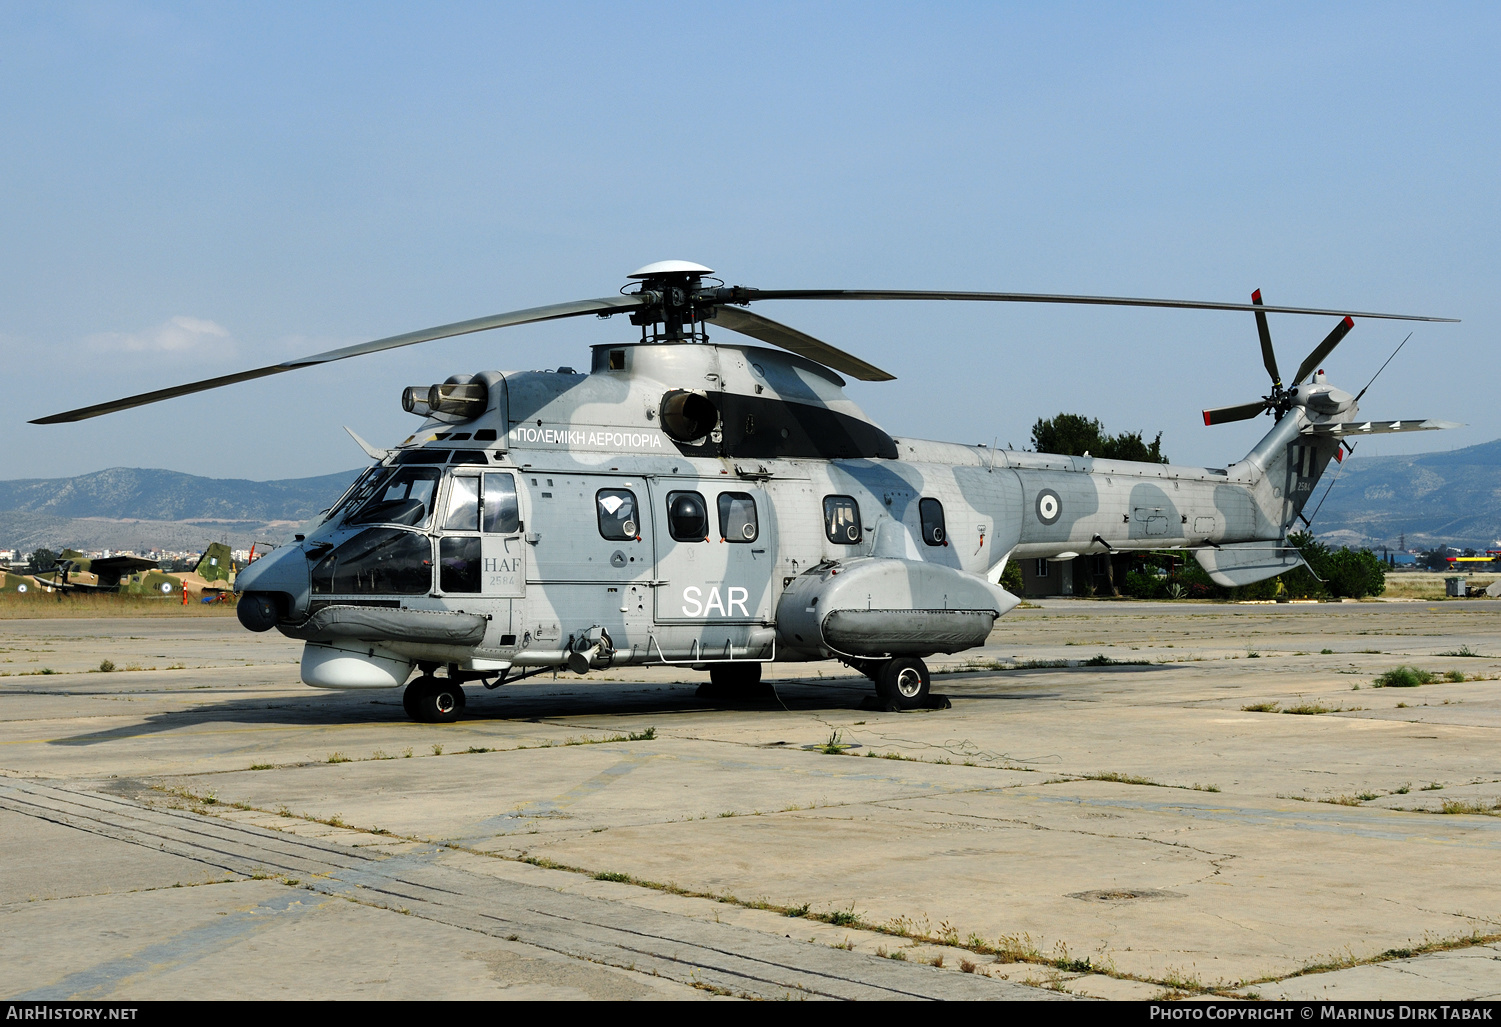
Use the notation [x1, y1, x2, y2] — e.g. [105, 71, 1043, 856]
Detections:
[33, 261, 1458, 721]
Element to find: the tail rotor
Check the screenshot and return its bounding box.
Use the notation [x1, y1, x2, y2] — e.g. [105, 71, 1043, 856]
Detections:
[1202, 290, 1355, 426]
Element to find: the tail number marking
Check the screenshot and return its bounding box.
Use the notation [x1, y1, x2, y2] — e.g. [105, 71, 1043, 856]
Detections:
[682, 586, 751, 618]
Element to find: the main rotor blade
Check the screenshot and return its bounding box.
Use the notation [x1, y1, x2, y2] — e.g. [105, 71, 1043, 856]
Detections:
[1291, 316, 1355, 387]
[30, 295, 647, 424]
[712, 307, 896, 382]
[1251, 289, 1281, 388]
[1202, 401, 1269, 426]
[736, 289, 1457, 322]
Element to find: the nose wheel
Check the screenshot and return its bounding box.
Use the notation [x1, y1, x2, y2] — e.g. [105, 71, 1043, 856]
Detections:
[875, 657, 931, 710]
[403, 675, 467, 723]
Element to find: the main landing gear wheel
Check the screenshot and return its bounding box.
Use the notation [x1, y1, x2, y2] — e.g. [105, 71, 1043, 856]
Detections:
[403, 676, 466, 723]
[876, 657, 931, 710]
[708, 662, 762, 691]
[697, 661, 766, 700]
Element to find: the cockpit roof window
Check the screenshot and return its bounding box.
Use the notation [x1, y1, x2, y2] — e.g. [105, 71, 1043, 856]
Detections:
[395, 449, 451, 465]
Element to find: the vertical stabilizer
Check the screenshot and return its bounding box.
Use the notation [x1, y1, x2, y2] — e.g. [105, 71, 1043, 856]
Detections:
[194, 543, 236, 587]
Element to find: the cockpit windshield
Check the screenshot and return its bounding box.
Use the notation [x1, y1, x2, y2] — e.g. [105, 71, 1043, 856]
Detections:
[346, 467, 441, 527]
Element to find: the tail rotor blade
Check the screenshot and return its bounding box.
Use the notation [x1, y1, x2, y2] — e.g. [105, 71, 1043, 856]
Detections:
[1292, 316, 1355, 386]
[1203, 401, 1270, 426]
[1252, 289, 1281, 389]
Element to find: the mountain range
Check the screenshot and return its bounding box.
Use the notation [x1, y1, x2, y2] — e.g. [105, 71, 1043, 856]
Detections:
[0, 439, 1495, 553]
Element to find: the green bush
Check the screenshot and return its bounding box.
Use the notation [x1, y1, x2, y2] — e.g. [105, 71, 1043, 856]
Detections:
[1373, 666, 1438, 688]
[1287, 531, 1385, 599]
[1122, 570, 1166, 599]
[1000, 561, 1024, 594]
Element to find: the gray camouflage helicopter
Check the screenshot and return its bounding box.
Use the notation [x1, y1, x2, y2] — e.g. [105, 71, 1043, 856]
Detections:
[35, 261, 1458, 721]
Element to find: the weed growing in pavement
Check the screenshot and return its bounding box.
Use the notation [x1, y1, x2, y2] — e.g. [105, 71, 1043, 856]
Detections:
[1373, 666, 1438, 688]
[1439, 799, 1501, 816]
[1242, 702, 1279, 712]
[822, 904, 862, 928]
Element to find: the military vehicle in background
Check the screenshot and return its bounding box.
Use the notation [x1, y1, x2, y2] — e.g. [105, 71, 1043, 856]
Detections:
[26, 543, 237, 597]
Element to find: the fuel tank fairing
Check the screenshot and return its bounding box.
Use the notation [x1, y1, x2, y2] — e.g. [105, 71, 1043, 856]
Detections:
[775, 558, 1020, 659]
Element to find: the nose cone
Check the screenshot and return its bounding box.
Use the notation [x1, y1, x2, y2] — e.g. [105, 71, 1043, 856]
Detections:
[235, 543, 312, 618]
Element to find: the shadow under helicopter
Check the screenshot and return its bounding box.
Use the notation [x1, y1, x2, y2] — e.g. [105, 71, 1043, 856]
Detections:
[42, 664, 1175, 747]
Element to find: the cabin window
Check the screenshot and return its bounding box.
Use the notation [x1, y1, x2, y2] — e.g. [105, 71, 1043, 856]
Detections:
[439, 536, 481, 593]
[312, 528, 432, 595]
[347, 467, 441, 528]
[483, 473, 520, 533]
[442, 476, 480, 531]
[667, 491, 710, 542]
[597, 489, 639, 541]
[823, 495, 862, 544]
[718, 492, 758, 542]
[919, 498, 947, 546]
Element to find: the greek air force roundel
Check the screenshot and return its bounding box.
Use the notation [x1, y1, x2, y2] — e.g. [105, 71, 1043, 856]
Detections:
[1035, 488, 1062, 525]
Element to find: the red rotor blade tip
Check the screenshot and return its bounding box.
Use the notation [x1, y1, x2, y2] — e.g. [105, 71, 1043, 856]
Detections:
[1203, 410, 1213, 426]
[1251, 289, 1262, 302]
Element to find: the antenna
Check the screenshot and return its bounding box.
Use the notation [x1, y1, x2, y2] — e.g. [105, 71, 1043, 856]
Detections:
[1354, 332, 1414, 403]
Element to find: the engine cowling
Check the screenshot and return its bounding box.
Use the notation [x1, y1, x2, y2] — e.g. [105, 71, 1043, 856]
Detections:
[776, 558, 1019, 659]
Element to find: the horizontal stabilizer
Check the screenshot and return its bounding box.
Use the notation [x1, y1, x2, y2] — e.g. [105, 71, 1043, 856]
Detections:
[1195, 543, 1307, 588]
[1300, 419, 1462, 437]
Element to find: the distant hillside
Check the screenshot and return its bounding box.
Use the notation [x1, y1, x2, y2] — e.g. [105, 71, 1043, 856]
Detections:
[0, 442, 1494, 555]
[0, 467, 360, 522]
[1312, 438, 1501, 551]
[0, 467, 361, 552]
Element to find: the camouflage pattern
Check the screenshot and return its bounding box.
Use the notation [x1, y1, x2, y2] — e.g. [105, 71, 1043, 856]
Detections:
[234, 340, 1447, 689]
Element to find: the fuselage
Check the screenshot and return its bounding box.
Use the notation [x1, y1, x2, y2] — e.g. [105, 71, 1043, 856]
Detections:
[236, 339, 1320, 688]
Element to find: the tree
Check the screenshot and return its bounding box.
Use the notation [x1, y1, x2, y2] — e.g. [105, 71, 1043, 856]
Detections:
[1031, 413, 1167, 463]
[30, 548, 56, 572]
[1287, 530, 1386, 599]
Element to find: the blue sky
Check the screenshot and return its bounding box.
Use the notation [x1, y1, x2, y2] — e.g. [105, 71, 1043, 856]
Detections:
[2, 2, 1495, 481]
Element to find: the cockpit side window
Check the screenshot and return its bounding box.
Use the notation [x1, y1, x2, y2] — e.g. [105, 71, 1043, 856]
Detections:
[919, 498, 947, 546]
[597, 489, 639, 541]
[483, 473, 520, 533]
[717, 492, 758, 542]
[823, 495, 862, 544]
[442, 475, 480, 531]
[347, 467, 441, 527]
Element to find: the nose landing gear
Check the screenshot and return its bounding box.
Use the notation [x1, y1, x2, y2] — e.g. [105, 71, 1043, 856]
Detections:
[403, 675, 468, 723]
